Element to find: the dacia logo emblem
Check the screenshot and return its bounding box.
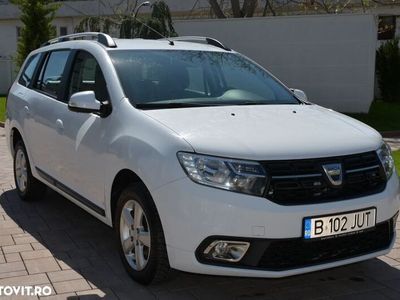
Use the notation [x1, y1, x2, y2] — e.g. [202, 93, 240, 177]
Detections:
[322, 163, 343, 186]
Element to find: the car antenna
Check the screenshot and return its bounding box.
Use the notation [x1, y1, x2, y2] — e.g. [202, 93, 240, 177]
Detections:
[132, 1, 174, 46]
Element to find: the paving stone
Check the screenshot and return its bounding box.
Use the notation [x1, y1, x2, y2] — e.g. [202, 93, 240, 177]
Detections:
[0, 227, 24, 236]
[2, 243, 33, 254]
[47, 270, 83, 283]
[0, 235, 14, 246]
[0, 270, 28, 280]
[387, 248, 400, 260]
[0, 220, 19, 229]
[0, 261, 26, 274]
[5, 252, 21, 263]
[31, 242, 47, 250]
[21, 249, 53, 260]
[52, 279, 92, 294]
[25, 257, 61, 274]
[379, 255, 400, 267]
[13, 233, 41, 245]
[0, 273, 50, 286]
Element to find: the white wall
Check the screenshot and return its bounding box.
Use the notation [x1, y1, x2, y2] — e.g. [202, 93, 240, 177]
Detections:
[175, 14, 378, 113]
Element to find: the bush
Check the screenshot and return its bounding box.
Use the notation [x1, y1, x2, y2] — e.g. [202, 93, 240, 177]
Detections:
[376, 39, 400, 103]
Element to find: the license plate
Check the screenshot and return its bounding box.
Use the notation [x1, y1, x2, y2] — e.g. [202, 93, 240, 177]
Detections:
[304, 208, 376, 239]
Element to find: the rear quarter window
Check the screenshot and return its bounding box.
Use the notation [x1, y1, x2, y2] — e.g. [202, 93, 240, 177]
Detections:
[18, 54, 41, 87]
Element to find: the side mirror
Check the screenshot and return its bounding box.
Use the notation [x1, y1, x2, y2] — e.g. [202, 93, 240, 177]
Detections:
[291, 89, 308, 102]
[68, 91, 101, 114]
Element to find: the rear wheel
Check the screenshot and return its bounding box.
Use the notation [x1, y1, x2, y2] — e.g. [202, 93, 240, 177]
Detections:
[115, 183, 171, 284]
[13, 141, 46, 201]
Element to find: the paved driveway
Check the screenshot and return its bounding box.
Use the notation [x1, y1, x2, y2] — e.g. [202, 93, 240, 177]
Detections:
[1, 127, 400, 300]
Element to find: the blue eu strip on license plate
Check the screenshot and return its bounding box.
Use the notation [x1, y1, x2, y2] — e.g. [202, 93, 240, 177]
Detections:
[304, 218, 312, 239]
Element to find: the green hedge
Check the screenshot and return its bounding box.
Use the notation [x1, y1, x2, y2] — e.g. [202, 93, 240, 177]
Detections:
[0, 97, 6, 123]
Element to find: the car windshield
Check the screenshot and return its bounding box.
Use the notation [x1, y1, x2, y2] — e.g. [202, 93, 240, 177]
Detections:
[109, 50, 299, 108]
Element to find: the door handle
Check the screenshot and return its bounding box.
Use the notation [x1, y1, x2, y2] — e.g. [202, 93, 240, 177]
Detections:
[24, 105, 31, 117]
[55, 119, 64, 133]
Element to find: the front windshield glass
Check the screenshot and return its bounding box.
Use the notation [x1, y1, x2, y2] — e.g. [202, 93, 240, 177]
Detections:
[109, 50, 299, 108]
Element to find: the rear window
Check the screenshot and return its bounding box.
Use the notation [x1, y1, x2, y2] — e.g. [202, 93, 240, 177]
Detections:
[19, 54, 41, 87]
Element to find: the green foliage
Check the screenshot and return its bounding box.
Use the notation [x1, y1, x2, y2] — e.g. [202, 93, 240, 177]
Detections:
[347, 101, 400, 132]
[393, 150, 400, 176]
[376, 39, 400, 103]
[0, 97, 6, 123]
[75, 1, 176, 39]
[11, 0, 59, 67]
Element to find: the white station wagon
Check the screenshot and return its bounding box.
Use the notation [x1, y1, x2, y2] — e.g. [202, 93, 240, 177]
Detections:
[5, 32, 399, 284]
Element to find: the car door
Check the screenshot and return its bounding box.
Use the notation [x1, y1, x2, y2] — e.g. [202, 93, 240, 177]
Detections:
[27, 50, 72, 179]
[53, 50, 111, 215]
[12, 53, 42, 163]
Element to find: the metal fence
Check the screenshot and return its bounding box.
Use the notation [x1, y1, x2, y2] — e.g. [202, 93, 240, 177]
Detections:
[0, 58, 17, 95]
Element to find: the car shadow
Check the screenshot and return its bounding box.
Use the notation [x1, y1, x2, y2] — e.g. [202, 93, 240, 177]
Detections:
[1, 188, 400, 300]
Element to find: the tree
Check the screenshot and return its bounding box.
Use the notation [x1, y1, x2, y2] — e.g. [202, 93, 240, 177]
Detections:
[11, 0, 59, 67]
[75, 1, 176, 39]
[376, 39, 400, 103]
[208, 0, 259, 18]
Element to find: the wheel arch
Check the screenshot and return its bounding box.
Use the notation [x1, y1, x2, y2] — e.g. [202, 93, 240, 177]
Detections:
[110, 169, 150, 227]
[10, 127, 23, 156]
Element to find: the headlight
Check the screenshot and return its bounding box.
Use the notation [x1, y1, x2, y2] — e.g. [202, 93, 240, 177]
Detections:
[377, 142, 394, 179]
[177, 152, 268, 196]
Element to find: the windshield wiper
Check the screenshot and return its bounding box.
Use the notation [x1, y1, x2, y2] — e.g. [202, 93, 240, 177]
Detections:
[135, 102, 223, 109]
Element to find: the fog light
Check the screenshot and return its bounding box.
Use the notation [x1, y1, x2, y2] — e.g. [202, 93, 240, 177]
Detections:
[204, 240, 250, 262]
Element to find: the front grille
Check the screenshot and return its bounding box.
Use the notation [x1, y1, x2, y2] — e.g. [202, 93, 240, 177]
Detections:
[257, 219, 393, 270]
[262, 151, 387, 205]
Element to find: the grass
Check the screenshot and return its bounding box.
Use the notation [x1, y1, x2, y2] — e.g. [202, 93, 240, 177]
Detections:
[347, 101, 400, 132]
[0, 97, 5, 123]
[393, 150, 400, 176]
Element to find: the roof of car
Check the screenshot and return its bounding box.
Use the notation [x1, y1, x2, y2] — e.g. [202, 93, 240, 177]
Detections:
[38, 33, 232, 54]
[110, 38, 230, 52]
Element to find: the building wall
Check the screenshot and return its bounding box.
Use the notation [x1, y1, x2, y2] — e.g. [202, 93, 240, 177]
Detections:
[175, 14, 377, 113]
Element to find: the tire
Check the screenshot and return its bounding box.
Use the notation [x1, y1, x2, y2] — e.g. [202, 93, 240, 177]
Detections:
[115, 183, 171, 284]
[13, 140, 46, 201]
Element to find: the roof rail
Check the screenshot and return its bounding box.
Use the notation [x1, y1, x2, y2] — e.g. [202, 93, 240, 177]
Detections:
[42, 32, 117, 48]
[166, 36, 231, 51]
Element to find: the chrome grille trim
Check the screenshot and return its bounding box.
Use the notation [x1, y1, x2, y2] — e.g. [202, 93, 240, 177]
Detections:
[271, 173, 322, 179]
[345, 164, 381, 174]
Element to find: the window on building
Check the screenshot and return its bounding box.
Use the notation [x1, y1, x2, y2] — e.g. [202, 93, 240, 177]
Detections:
[378, 16, 396, 40]
[16, 26, 21, 38]
[59, 26, 68, 36]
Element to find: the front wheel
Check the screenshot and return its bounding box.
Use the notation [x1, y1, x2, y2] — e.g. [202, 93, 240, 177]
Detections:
[115, 183, 171, 284]
[13, 140, 46, 201]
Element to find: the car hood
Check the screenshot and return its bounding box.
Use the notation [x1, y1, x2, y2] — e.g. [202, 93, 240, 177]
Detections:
[143, 104, 383, 160]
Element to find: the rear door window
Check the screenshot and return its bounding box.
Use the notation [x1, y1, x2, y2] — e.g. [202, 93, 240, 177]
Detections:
[19, 54, 41, 87]
[36, 50, 70, 99]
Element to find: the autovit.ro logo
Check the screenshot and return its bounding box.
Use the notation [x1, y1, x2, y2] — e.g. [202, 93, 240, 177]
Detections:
[0, 286, 52, 297]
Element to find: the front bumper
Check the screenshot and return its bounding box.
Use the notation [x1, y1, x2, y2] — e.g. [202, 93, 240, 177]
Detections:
[152, 173, 400, 277]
